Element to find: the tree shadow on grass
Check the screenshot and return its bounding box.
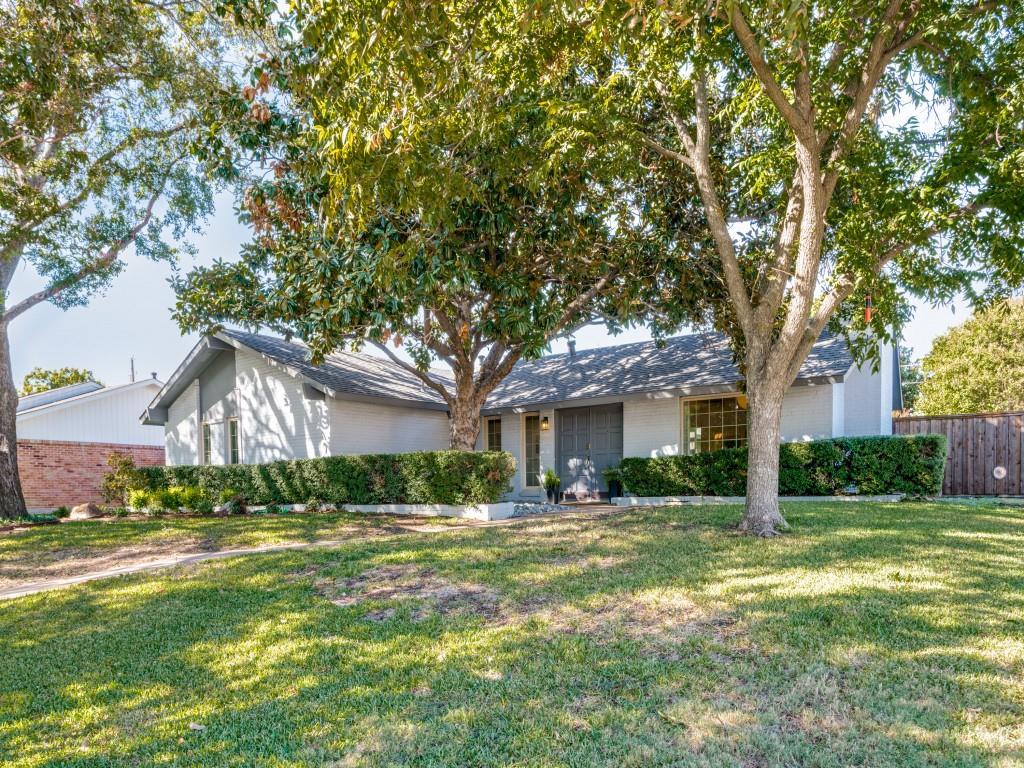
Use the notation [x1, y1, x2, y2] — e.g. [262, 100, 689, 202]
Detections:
[1, 502, 1022, 766]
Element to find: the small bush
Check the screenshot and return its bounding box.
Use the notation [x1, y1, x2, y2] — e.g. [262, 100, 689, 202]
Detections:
[137, 450, 516, 506]
[101, 452, 146, 505]
[619, 435, 947, 498]
[127, 488, 152, 510]
[53, 506, 71, 519]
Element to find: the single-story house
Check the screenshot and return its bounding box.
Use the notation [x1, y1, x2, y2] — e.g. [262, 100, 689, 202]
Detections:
[18, 377, 165, 510]
[142, 329, 901, 500]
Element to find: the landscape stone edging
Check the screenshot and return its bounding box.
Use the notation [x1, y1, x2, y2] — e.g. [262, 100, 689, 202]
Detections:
[612, 494, 905, 506]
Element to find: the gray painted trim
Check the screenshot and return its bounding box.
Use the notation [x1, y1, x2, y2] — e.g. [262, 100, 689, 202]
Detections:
[140, 337, 232, 425]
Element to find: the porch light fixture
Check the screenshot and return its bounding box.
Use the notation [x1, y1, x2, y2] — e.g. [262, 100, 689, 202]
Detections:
[541, 416, 550, 431]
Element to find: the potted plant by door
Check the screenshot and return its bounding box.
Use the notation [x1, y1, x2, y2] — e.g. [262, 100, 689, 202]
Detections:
[542, 468, 560, 503]
[602, 466, 623, 500]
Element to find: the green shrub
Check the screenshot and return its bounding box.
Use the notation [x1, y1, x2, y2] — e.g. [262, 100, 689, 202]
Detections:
[127, 488, 152, 510]
[100, 452, 146, 505]
[619, 435, 947, 498]
[136, 450, 517, 506]
[53, 506, 71, 519]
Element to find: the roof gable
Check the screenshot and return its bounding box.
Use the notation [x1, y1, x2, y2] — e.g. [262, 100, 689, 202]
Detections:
[18, 379, 163, 420]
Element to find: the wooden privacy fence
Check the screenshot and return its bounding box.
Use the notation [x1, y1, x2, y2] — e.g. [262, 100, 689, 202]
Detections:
[894, 411, 1024, 496]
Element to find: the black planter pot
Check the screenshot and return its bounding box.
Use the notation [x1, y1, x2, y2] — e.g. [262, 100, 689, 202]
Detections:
[546, 488, 557, 503]
[607, 480, 622, 500]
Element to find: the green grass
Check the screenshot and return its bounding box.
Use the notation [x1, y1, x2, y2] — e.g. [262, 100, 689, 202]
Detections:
[1, 501, 1022, 766]
[0, 511, 455, 589]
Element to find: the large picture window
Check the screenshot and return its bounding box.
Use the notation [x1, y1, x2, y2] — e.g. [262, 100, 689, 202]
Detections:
[486, 417, 502, 452]
[523, 414, 540, 486]
[683, 396, 748, 454]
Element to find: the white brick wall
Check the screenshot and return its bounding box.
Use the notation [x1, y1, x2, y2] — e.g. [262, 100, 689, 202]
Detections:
[843, 341, 894, 436]
[780, 384, 835, 442]
[328, 398, 449, 455]
[624, 397, 681, 457]
[165, 381, 199, 466]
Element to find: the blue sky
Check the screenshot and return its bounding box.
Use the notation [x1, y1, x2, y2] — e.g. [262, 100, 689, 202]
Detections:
[8, 192, 969, 388]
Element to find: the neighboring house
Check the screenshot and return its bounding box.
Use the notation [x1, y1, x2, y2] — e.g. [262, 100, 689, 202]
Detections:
[143, 329, 900, 501]
[18, 378, 165, 510]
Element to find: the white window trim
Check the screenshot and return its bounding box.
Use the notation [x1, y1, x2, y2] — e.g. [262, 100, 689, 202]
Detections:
[228, 417, 241, 464]
[680, 393, 749, 456]
[520, 412, 541, 488]
[201, 422, 213, 465]
[485, 416, 502, 452]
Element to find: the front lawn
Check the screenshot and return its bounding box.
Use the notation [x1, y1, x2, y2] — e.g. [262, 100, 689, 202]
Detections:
[0, 510, 456, 593]
[2, 501, 1022, 766]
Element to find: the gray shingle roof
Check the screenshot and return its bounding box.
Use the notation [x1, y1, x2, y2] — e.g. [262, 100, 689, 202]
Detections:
[485, 331, 853, 409]
[223, 328, 853, 412]
[221, 329, 452, 407]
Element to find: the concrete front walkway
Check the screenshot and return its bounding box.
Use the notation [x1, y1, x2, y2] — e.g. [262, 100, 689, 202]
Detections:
[1, 505, 631, 601]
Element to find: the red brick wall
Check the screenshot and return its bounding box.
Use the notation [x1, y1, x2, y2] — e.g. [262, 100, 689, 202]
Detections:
[17, 440, 165, 510]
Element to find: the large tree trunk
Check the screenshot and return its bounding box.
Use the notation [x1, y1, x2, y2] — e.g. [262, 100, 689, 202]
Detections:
[0, 321, 27, 519]
[740, 375, 788, 536]
[448, 390, 483, 451]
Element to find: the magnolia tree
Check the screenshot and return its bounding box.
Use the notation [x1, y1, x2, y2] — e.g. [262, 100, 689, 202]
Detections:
[308, 0, 1024, 534]
[174, 16, 704, 450]
[0, 0, 242, 518]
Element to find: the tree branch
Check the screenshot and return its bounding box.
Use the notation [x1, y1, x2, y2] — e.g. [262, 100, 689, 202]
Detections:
[728, 5, 813, 139]
[641, 135, 693, 169]
[2, 180, 167, 324]
[367, 339, 454, 405]
[685, 70, 756, 335]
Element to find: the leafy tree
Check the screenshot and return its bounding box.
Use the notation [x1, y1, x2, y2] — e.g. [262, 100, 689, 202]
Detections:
[916, 300, 1024, 416]
[898, 346, 922, 413]
[20, 366, 99, 396]
[174, 17, 704, 449]
[302, 0, 1024, 534]
[0, 0, 241, 518]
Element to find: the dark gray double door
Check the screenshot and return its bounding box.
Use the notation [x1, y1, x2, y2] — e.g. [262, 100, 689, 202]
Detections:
[557, 404, 623, 498]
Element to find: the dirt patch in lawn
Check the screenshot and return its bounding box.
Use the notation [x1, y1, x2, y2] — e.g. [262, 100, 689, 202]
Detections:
[313, 562, 743, 653]
[315, 564, 505, 623]
[0, 535, 209, 591]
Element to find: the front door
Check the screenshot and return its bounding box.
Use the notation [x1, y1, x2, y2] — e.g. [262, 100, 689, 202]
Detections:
[557, 404, 623, 499]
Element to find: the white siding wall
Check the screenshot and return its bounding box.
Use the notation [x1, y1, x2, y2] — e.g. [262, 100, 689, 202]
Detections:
[780, 383, 836, 442]
[623, 397, 681, 457]
[18, 383, 165, 446]
[620, 383, 840, 458]
[843, 342, 894, 436]
[328, 398, 449, 455]
[165, 381, 200, 465]
[235, 347, 330, 463]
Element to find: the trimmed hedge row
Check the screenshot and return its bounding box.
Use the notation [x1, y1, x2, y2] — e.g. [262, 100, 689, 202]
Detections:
[619, 435, 947, 498]
[137, 450, 517, 506]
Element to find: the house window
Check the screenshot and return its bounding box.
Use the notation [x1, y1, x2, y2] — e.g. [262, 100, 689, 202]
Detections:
[228, 419, 240, 464]
[683, 396, 748, 454]
[524, 413, 540, 486]
[486, 417, 502, 451]
[202, 423, 212, 465]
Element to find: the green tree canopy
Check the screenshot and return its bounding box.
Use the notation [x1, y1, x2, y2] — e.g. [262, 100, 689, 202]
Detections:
[20, 366, 99, 396]
[898, 346, 923, 413]
[917, 300, 1024, 416]
[174, 13, 709, 449]
[292, 0, 1024, 533]
[0, 0, 244, 518]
